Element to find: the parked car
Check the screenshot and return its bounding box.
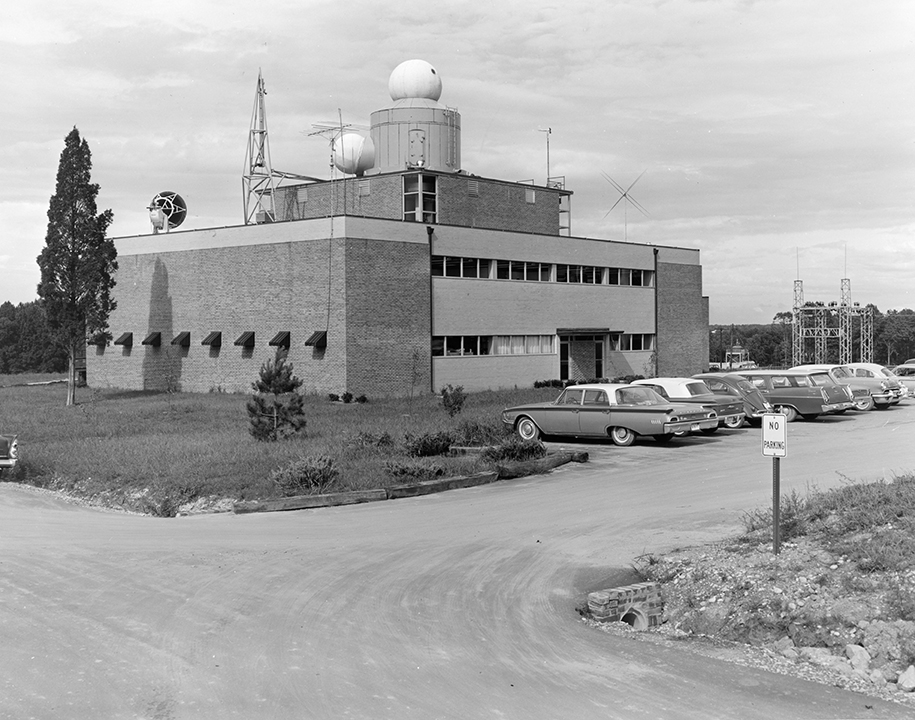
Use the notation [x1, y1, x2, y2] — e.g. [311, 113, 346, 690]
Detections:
[692, 372, 774, 424]
[890, 364, 915, 394]
[631, 377, 746, 431]
[847, 362, 909, 400]
[736, 369, 855, 421]
[791, 364, 902, 410]
[500, 383, 719, 446]
[0, 433, 19, 474]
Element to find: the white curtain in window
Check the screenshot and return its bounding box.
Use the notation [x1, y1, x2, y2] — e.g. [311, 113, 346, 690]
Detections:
[492, 336, 512, 355]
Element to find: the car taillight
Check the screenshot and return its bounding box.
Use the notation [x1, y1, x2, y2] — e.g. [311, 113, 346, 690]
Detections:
[9, 440, 18, 460]
[821, 389, 829, 401]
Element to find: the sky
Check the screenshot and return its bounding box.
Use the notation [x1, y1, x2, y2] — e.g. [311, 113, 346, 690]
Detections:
[0, 0, 912, 324]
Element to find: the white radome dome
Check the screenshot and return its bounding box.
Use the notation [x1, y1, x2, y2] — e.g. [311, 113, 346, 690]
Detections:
[388, 59, 442, 101]
[333, 133, 375, 175]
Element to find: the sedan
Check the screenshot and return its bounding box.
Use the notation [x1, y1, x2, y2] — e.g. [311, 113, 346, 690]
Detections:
[0, 433, 19, 475]
[891, 364, 915, 394]
[631, 377, 746, 431]
[847, 362, 909, 400]
[692, 372, 774, 425]
[501, 384, 719, 446]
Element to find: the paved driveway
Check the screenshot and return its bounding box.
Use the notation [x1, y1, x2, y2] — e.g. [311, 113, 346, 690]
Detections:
[2, 405, 914, 719]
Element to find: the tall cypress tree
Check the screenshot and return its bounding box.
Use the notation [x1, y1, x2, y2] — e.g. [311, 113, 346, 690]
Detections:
[37, 127, 116, 405]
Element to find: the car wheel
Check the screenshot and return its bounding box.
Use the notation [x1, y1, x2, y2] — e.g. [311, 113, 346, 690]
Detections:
[723, 415, 744, 429]
[700, 426, 719, 435]
[516, 417, 541, 441]
[654, 433, 674, 444]
[610, 427, 636, 447]
[776, 405, 798, 422]
[853, 396, 875, 412]
[800, 413, 820, 421]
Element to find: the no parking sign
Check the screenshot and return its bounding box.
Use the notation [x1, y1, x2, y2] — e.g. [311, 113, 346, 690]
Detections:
[762, 413, 787, 457]
[762, 413, 788, 554]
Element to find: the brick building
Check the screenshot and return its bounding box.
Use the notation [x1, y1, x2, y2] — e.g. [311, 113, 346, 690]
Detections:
[88, 60, 709, 396]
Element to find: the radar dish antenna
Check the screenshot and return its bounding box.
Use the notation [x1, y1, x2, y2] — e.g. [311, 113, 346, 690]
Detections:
[148, 191, 187, 234]
[602, 170, 649, 242]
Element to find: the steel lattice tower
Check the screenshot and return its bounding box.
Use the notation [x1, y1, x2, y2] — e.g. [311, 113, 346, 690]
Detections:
[791, 277, 874, 365]
[839, 278, 853, 363]
[792, 280, 805, 366]
[242, 70, 277, 224]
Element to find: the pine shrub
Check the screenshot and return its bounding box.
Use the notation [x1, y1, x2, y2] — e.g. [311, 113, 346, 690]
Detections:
[246, 351, 307, 441]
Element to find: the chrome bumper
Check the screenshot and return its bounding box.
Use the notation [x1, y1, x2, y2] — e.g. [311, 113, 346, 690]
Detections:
[665, 418, 719, 433]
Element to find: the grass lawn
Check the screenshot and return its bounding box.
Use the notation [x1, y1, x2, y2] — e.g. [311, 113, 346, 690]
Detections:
[0, 375, 558, 515]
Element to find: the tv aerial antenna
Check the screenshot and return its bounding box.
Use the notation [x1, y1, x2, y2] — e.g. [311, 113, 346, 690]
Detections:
[602, 170, 649, 242]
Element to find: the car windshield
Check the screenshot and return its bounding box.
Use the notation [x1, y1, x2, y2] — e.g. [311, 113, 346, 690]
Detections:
[685, 381, 711, 396]
[878, 367, 894, 378]
[615, 387, 666, 406]
[808, 373, 834, 387]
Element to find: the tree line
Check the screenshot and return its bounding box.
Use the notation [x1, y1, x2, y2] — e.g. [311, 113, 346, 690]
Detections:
[0, 300, 67, 374]
[711, 307, 915, 369]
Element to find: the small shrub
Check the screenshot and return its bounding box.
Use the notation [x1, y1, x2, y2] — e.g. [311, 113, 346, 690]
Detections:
[328, 393, 340, 402]
[403, 431, 453, 457]
[247, 352, 307, 441]
[383, 459, 445, 482]
[482, 438, 547, 463]
[342, 391, 354, 404]
[353, 431, 395, 448]
[533, 379, 565, 389]
[440, 384, 467, 417]
[271, 456, 338, 496]
[355, 395, 367, 404]
[452, 418, 511, 446]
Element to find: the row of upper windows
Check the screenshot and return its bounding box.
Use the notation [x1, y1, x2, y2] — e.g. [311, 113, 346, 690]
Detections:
[433, 335, 556, 357]
[431, 256, 654, 286]
[432, 334, 655, 357]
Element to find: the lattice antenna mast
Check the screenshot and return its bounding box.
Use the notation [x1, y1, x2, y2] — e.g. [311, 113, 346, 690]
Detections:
[242, 70, 277, 225]
[792, 279, 805, 366]
[602, 171, 649, 242]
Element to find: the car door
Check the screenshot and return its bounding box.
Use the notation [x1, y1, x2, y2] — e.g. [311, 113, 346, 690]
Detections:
[544, 387, 584, 435]
[578, 388, 611, 435]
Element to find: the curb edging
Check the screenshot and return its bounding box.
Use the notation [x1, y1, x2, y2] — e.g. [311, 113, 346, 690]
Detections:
[233, 450, 588, 514]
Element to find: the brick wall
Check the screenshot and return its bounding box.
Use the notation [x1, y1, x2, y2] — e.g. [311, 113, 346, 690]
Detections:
[343, 237, 431, 397]
[89, 230, 431, 397]
[273, 172, 568, 235]
[91, 239, 348, 393]
[656, 261, 709, 376]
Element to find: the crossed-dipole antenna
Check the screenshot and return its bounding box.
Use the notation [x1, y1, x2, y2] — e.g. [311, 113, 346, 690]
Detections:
[602, 170, 649, 242]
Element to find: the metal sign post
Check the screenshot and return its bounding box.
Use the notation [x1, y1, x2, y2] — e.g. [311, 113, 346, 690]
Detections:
[761, 413, 788, 555]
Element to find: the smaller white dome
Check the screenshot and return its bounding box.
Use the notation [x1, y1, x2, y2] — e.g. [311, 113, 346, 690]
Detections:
[333, 133, 375, 176]
[388, 59, 442, 102]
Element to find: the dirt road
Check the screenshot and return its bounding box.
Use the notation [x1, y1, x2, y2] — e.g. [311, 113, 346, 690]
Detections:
[2, 407, 913, 719]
